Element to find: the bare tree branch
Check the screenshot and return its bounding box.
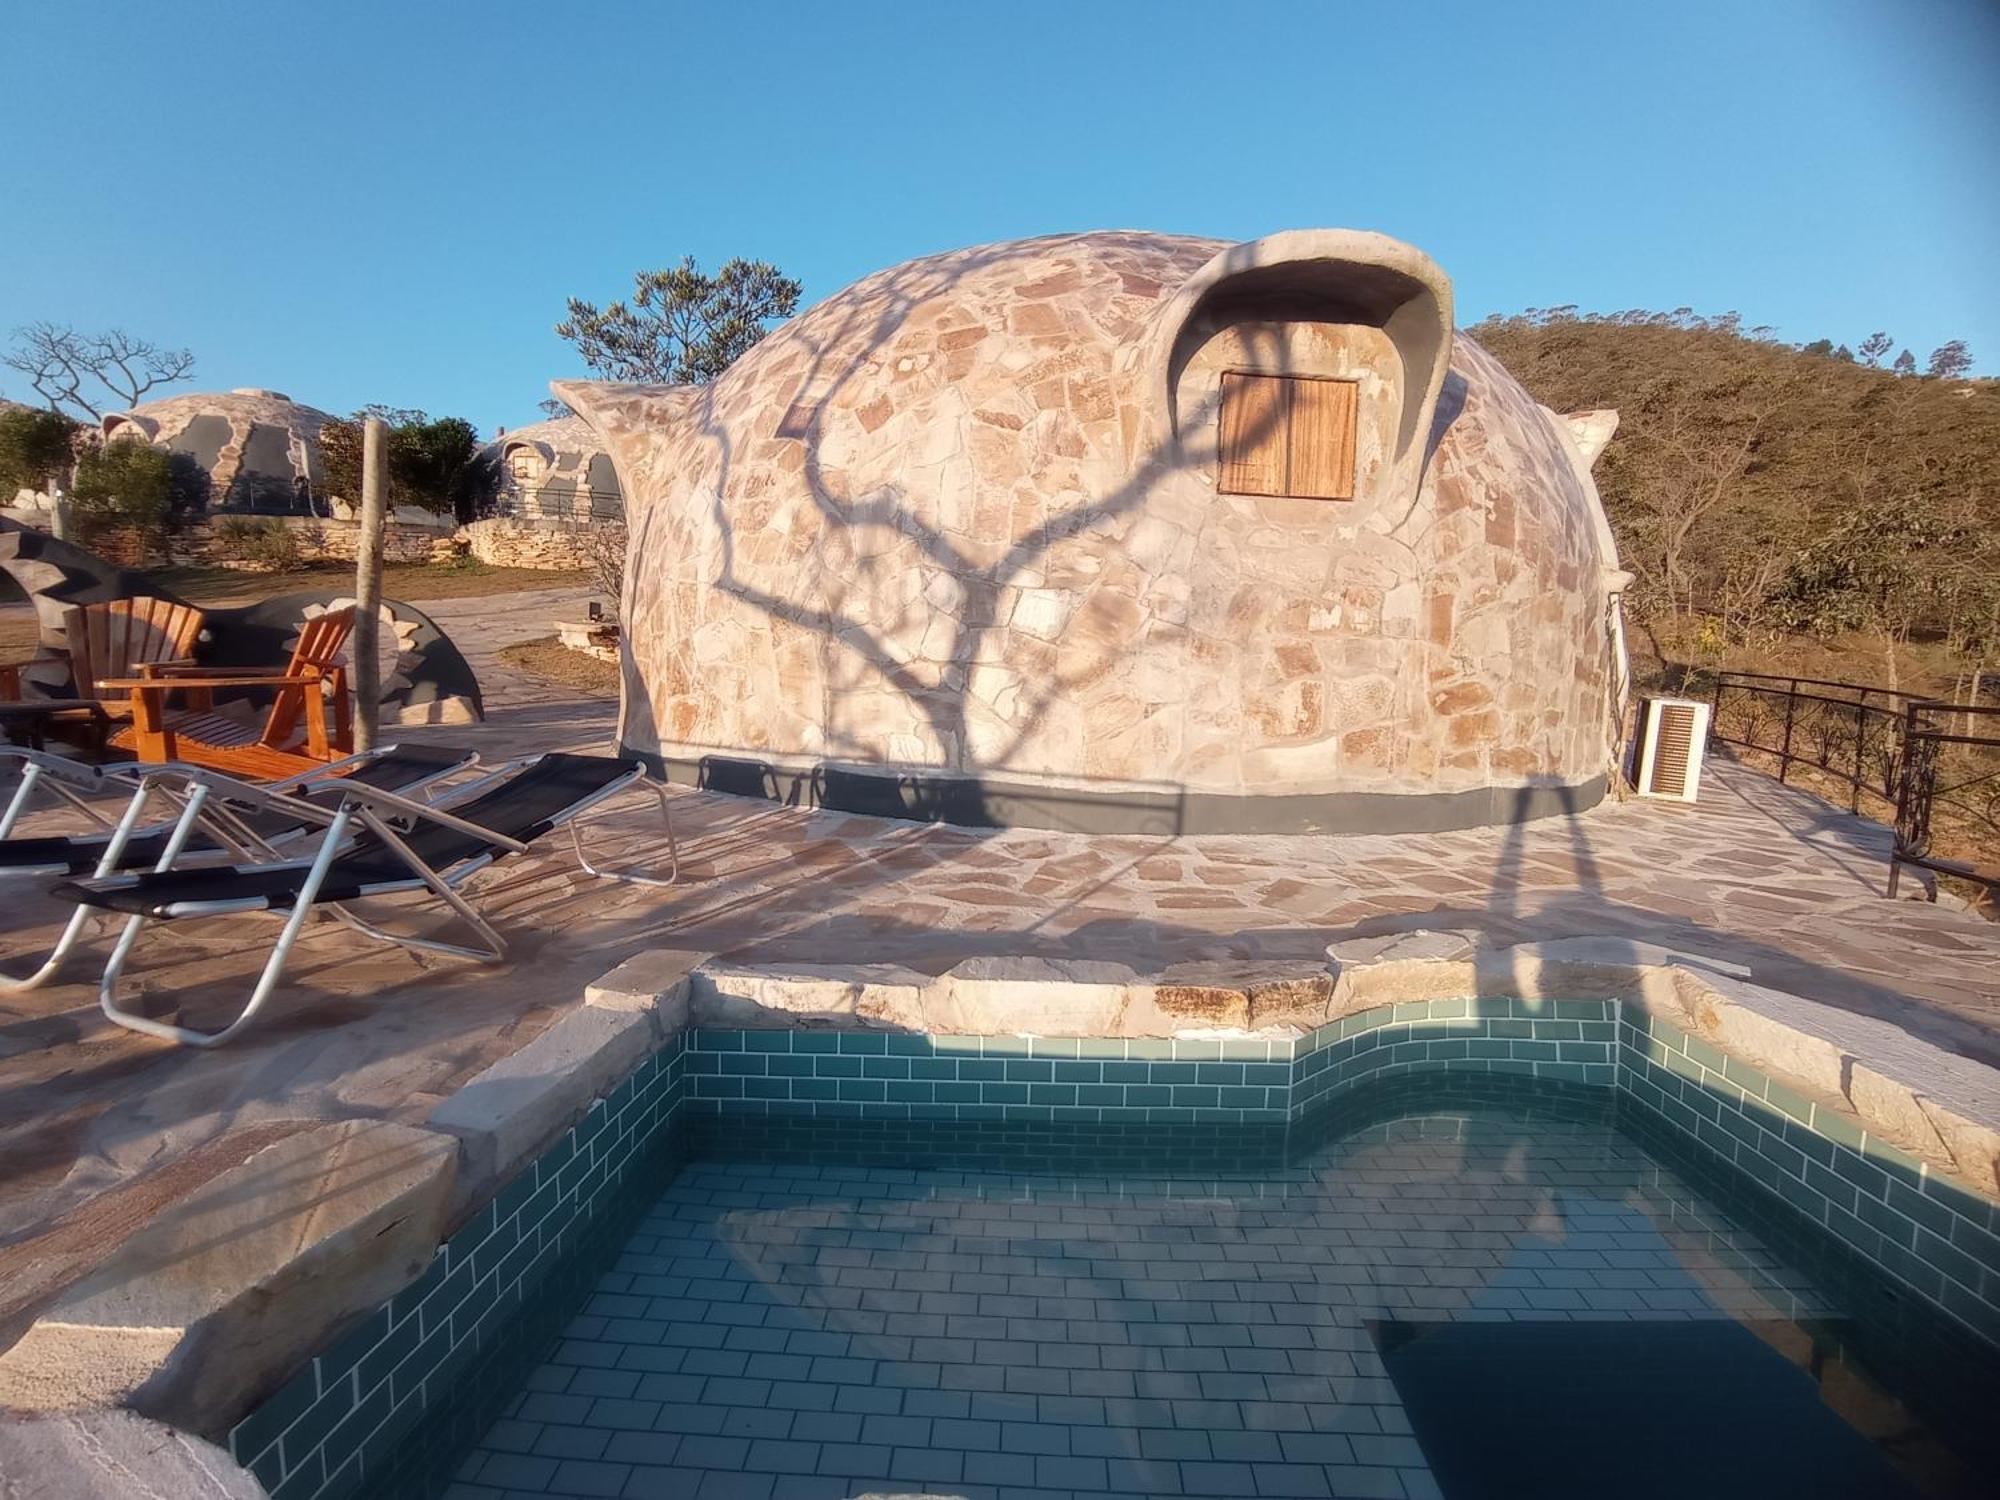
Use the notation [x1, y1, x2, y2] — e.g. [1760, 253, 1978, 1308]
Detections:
[2, 321, 196, 420]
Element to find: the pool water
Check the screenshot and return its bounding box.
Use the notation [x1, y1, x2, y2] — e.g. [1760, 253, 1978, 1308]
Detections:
[419, 1078, 1997, 1500]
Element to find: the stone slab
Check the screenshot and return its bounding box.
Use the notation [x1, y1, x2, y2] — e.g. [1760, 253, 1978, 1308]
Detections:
[426, 1004, 656, 1220]
[584, 947, 706, 1036]
[0, 1409, 265, 1499]
[0, 1120, 455, 1438]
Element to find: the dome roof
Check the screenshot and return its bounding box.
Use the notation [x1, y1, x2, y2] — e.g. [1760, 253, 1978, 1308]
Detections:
[561, 229, 1624, 833]
[482, 414, 610, 465]
[100, 388, 333, 444]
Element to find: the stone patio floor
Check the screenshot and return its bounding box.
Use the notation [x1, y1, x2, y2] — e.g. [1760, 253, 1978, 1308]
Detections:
[2, 591, 1997, 1354]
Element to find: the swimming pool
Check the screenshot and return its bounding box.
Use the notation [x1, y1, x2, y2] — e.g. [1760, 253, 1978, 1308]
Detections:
[375, 1073, 1998, 1500]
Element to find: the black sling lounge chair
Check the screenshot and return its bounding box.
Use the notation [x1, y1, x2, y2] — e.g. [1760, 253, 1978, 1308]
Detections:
[0, 743, 480, 993]
[53, 752, 678, 1047]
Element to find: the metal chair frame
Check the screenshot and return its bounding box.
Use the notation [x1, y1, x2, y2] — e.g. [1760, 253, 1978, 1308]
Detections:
[0, 746, 477, 993]
[80, 756, 679, 1048]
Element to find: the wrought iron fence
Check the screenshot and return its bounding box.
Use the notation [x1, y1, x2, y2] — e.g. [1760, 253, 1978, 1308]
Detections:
[1706, 669, 1998, 895]
[1890, 701, 2000, 897]
[487, 483, 624, 526]
[1708, 670, 1917, 814]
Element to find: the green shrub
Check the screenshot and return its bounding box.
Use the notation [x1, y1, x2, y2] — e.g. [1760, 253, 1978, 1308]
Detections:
[0, 407, 79, 496]
[213, 515, 304, 572]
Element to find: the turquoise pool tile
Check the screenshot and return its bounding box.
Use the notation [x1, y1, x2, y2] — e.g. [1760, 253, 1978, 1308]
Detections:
[1053, 1060, 1101, 1083]
[976, 1034, 1033, 1057]
[1172, 1039, 1224, 1061]
[789, 1030, 842, 1053]
[838, 1032, 888, 1055]
[1221, 1039, 1275, 1061]
[1122, 1038, 1177, 1060]
[1004, 1059, 1054, 1083]
[741, 1031, 792, 1053]
[1030, 1037, 1081, 1058]
[884, 1034, 934, 1056]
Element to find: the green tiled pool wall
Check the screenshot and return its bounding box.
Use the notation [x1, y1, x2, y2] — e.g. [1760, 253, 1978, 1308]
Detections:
[1289, 996, 1618, 1114]
[1618, 1011, 2000, 1347]
[678, 997, 1619, 1128]
[227, 996, 2000, 1500]
[228, 1034, 688, 1500]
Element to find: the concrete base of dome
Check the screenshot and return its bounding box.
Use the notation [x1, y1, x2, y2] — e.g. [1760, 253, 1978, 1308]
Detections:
[632, 747, 1609, 836]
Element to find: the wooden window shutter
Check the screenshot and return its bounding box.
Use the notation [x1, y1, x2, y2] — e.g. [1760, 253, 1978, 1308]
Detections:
[1284, 377, 1357, 500]
[1218, 372, 1288, 497]
[1217, 372, 1357, 500]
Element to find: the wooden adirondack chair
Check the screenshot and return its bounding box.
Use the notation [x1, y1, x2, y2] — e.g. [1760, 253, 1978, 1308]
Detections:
[0, 597, 207, 711]
[105, 606, 358, 780]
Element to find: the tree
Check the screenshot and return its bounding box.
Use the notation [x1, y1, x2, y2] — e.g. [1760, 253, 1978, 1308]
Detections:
[0, 406, 80, 495]
[1857, 331, 1895, 368]
[1833, 344, 1855, 362]
[537, 397, 575, 419]
[1799, 339, 1835, 358]
[1892, 348, 1918, 377]
[3, 323, 195, 420]
[318, 408, 492, 521]
[556, 257, 802, 385]
[1927, 340, 1974, 380]
[68, 438, 193, 556]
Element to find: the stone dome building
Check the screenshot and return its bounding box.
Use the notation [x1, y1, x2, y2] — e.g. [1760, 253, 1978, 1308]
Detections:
[100, 388, 332, 512]
[560, 228, 1628, 834]
[481, 415, 622, 522]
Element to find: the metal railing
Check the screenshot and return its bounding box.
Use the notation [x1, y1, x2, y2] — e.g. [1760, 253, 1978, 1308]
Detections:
[1890, 701, 2000, 897]
[1707, 670, 1998, 895]
[1708, 670, 1919, 814]
[487, 483, 624, 526]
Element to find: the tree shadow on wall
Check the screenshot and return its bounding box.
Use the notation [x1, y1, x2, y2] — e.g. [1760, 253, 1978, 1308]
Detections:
[636, 238, 1443, 829]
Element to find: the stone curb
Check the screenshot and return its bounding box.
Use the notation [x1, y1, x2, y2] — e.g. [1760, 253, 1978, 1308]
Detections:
[429, 948, 705, 1224]
[0, 1120, 456, 1439]
[0, 1408, 266, 1499]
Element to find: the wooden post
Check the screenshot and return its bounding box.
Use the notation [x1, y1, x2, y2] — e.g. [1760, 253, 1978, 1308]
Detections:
[352, 416, 388, 753]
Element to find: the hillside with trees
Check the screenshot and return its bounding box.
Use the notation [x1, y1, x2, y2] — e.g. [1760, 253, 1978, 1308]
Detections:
[1470, 311, 1999, 698]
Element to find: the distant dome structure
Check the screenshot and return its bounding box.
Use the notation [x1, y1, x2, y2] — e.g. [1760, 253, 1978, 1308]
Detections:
[561, 228, 1629, 834]
[101, 388, 333, 511]
[480, 415, 622, 522]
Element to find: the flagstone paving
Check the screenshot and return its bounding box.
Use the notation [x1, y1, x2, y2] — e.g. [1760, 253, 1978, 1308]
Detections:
[1, 633, 1996, 1364]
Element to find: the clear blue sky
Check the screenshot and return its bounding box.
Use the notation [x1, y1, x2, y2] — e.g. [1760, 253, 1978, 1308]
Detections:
[3, 0, 1994, 434]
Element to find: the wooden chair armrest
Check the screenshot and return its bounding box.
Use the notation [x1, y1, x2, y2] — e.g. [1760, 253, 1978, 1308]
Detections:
[134, 658, 207, 679]
[98, 672, 322, 693]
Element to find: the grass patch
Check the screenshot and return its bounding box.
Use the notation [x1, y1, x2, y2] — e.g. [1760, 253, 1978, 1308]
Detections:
[497, 636, 620, 696]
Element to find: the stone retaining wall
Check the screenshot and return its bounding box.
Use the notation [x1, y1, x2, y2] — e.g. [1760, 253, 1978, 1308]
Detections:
[459, 517, 623, 572]
[14, 512, 617, 574]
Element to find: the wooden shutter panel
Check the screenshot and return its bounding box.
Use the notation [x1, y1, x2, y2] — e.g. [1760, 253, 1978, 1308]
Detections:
[1285, 378, 1357, 500]
[1218, 372, 1288, 497]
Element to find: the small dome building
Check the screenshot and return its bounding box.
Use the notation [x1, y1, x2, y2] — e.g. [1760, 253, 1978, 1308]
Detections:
[480, 416, 623, 522]
[560, 229, 1628, 834]
[101, 388, 332, 512]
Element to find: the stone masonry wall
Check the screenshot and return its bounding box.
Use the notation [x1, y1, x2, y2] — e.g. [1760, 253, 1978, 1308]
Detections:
[564, 230, 1620, 812]
[459, 518, 624, 572]
[52, 515, 614, 574]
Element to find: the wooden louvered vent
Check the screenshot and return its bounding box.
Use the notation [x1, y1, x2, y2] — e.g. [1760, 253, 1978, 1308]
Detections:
[1636, 698, 1712, 802]
[1217, 373, 1357, 501]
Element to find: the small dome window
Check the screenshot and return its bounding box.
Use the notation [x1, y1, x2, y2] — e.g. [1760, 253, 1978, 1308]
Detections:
[1216, 372, 1357, 501]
